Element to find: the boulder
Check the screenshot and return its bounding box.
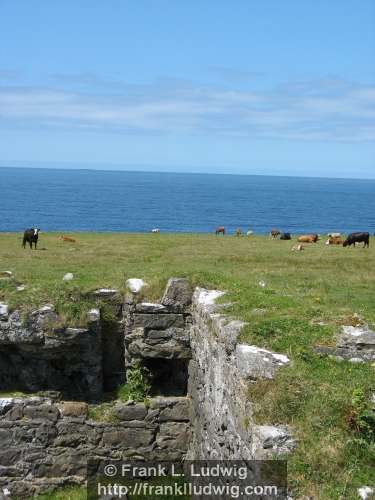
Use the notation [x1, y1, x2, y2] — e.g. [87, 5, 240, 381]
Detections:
[236, 344, 289, 380]
[0, 304, 9, 321]
[252, 425, 296, 459]
[87, 308, 100, 322]
[126, 279, 147, 294]
[0, 271, 12, 279]
[135, 303, 167, 313]
[161, 278, 192, 310]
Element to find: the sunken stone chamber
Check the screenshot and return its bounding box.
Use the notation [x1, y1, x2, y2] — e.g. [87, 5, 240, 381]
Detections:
[0, 277, 294, 497]
[0, 306, 102, 401]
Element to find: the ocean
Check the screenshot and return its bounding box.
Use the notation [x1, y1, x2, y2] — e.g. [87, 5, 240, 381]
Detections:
[1, 167, 374, 234]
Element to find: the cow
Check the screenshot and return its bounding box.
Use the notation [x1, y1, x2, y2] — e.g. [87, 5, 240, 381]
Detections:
[151, 228, 160, 233]
[325, 236, 343, 245]
[328, 232, 341, 238]
[269, 229, 281, 239]
[280, 232, 291, 240]
[22, 228, 40, 249]
[297, 234, 319, 243]
[343, 232, 370, 248]
[58, 235, 76, 243]
[235, 228, 242, 237]
[215, 226, 225, 235]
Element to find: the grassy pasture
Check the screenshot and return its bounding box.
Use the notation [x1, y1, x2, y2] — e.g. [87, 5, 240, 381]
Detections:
[0, 232, 374, 499]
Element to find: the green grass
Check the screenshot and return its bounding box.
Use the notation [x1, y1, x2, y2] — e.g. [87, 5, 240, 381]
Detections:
[30, 486, 86, 500]
[1, 232, 374, 499]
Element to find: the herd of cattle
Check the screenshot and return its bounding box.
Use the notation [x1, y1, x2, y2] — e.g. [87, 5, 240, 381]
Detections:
[21, 227, 370, 250]
[215, 227, 371, 248]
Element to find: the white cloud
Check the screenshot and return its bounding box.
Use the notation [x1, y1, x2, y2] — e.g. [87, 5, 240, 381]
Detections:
[0, 78, 374, 142]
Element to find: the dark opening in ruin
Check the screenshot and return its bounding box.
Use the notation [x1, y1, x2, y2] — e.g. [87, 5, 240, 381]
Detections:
[0, 347, 99, 400]
[101, 317, 125, 392]
[143, 358, 189, 396]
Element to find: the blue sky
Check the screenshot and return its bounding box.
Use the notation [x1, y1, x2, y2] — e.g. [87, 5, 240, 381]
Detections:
[0, 1, 374, 178]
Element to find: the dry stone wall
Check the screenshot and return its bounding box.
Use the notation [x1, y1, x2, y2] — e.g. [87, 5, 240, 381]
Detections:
[188, 288, 295, 461]
[0, 395, 190, 497]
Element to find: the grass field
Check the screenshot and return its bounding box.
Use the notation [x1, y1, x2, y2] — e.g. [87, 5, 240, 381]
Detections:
[0, 232, 374, 499]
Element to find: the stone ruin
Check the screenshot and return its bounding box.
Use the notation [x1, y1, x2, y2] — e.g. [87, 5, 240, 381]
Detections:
[0, 278, 295, 497]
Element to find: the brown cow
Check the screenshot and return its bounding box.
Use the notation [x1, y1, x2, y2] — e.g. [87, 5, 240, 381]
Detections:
[297, 234, 319, 243]
[325, 236, 343, 245]
[215, 226, 225, 235]
[59, 235, 76, 243]
[269, 229, 281, 239]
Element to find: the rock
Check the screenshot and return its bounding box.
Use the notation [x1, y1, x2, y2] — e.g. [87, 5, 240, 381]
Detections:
[16, 285, 26, 292]
[0, 398, 24, 416]
[59, 402, 88, 418]
[358, 486, 374, 500]
[236, 344, 289, 380]
[158, 398, 190, 422]
[0, 271, 12, 278]
[87, 308, 100, 322]
[102, 427, 154, 448]
[93, 288, 119, 298]
[252, 425, 296, 458]
[156, 422, 190, 450]
[193, 288, 225, 314]
[315, 324, 375, 363]
[133, 314, 185, 330]
[113, 403, 148, 421]
[30, 305, 59, 330]
[0, 303, 9, 321]
[135, 303, 167, 313]
[126, 278, 147, 294]
[62, 273, 74, 281]
[126, 326, 191, 359]
[339, 325, 375, 350]
[23, 402, 59, 422]
[161, 278, 192, 310]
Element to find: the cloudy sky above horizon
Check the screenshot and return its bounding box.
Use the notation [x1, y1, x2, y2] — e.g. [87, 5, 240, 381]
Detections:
[0, 1, 374, 178]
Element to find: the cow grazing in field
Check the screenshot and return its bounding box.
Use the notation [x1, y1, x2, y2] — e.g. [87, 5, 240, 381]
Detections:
[328, 232, 341, 238]
[280, 232, 291, 240]
[297, 234, 319, 243]
[343, 232, 370, 248]
[59, 235, 76, 243]
[292, 244, 304, 251]
[326, 236, 343, 245]
[269, 229, 281, 239]
[215, 226, 225, 235]
[236, 228, 242, 237]
[151, 228, 160, 233]
[22, 228, 40, 249]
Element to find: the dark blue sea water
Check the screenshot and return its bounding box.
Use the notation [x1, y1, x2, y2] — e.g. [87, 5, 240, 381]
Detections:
[1, 167, 375, 234]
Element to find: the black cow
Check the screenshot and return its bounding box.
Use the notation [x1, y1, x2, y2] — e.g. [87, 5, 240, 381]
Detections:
[343, 232, 369, 248]
[280, 232, 292, 240]
[22, 228, 40, 249]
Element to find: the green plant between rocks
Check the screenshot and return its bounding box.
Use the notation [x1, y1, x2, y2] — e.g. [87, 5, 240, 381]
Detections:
[117, 363, 151, 403]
